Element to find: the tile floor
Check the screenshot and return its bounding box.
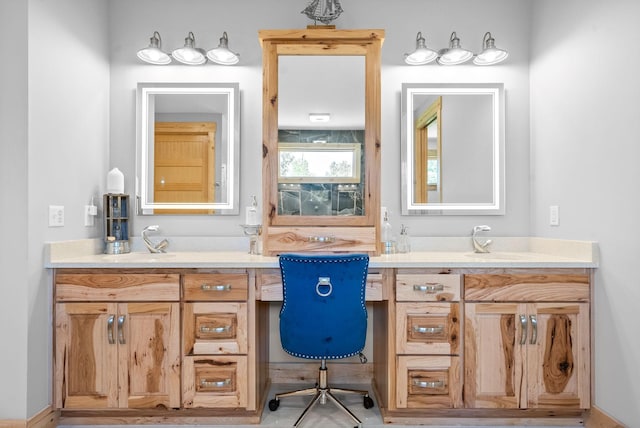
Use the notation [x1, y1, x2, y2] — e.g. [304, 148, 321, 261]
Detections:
[58, 383, 582, 428]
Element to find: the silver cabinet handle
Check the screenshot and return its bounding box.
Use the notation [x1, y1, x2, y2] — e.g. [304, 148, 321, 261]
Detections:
[200, 325, 231, 334]
[413, 325, 444, 334]
[519, 314, 528, 345]
[529, 314, 538, 345]
[201, 284, 232, 292]
[107, 315, 115, 345]
[200, 378, 231, 388]
[117, 315, 126, 345]
[413, 283, 444, 293]
[412, 379, 444, 389]
[308, 236, 335, 243]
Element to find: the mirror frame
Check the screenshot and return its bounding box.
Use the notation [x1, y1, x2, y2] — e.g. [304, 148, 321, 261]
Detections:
[135, 82, 240, 215]
[401, 83, 505, 215]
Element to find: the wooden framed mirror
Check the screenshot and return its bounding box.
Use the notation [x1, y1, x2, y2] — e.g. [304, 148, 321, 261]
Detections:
[259, 29, 384, 255]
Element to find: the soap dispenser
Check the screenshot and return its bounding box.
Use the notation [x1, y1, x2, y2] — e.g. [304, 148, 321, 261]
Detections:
[397, 224, 411, 253]
[381, 211, 395, 254]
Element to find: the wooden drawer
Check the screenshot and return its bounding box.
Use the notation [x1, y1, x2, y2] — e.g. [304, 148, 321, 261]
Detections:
[183, 273, 248, 301]
[396, 356, 462, 409]
[184, 302, 247, 355]
[55, 273, 180, 301]
[182, 355, 247, 408]
[464, 274, 590, 302]
[396, 303, 460, 355]
[256, 270, 383, 301]
[396, 273, 460, 302]
[264, 226, 377, 255]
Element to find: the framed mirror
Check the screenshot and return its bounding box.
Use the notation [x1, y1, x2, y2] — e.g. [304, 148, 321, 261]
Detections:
[136, 82, 240, 215]
[401, 83, 505, 215]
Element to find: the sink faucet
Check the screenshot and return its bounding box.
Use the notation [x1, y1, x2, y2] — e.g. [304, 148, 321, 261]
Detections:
[472, 225, 492, 253]
[142, 225, 169, 253]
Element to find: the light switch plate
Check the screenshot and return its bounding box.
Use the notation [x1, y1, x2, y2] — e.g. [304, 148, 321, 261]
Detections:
[49, 205, 64, 227]
[549, 205, 559, 226]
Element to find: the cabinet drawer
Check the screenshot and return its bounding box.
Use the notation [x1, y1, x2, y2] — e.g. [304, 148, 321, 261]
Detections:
[464, 274, 590, 302]
[396, 303, 460, 355]
[264, 226, 377, 255]
[183, 273, 248, 301]
[182, 355, 247, 408]
[396, 274, 460, 302]
[55, 273, 180, 301]
[396, 356, 462, 409]
[256, 270, 383, 301]
[184, 303, 247, 355]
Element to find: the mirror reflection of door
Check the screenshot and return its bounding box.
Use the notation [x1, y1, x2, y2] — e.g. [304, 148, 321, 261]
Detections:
[414, 97, 442, 203]
[153, 122, 216, 214]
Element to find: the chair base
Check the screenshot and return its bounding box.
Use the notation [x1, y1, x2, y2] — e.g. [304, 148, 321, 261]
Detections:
[269, 362, 374, 428]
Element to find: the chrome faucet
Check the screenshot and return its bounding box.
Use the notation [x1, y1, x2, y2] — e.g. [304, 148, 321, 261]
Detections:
[142, 225, 169, 253]
[472, 225, 492, 253]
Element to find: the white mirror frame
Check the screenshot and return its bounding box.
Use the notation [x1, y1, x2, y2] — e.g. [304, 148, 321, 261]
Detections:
[401, 83, 505, 215]
[136, 82, 240, 215]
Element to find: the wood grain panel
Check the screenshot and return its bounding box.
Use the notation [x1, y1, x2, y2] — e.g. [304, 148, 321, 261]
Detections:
[464, 274, 589, 302]
[56, 274, 179, 301]
[183, 273, 248, 301]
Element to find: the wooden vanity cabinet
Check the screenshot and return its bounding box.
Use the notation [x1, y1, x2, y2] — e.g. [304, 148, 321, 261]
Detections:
[54, 272, 181, 409]
[464, 272, 591, 410]
[393, 271, 462, 410]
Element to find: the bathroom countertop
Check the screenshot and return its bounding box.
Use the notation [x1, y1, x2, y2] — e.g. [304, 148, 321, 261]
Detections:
[45, 237, 599, 269]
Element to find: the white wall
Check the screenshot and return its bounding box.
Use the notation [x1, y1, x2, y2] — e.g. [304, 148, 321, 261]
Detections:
[0, 0, 29, 419]
[0, 0, 110, 419]
[530, 0, 640, 426]
[109, 0, 532, 238]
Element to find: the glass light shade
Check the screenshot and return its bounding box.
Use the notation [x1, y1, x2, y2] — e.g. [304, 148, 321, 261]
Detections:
[473, 32, 508, 65]
[172, 32, 206, 65]
[137, 31, 171, 65]
[404, 32, 438, 65]
[437, 32, 473, 65]
[206, 32, 240, 65]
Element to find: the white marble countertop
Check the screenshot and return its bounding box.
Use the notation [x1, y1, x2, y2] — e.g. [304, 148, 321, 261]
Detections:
[45, 237, 599, 269]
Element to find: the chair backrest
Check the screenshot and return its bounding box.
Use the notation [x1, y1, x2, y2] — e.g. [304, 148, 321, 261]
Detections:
[278, 253, 369, 360]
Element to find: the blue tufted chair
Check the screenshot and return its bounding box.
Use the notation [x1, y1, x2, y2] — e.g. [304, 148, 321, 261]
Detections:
[268, 253, 374, 427]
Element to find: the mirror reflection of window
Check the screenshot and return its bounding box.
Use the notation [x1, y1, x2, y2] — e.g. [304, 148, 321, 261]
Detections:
[414, 97, 442, 203]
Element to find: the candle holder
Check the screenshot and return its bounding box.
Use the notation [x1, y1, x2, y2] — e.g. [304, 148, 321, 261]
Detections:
[241, 224, 263, 255]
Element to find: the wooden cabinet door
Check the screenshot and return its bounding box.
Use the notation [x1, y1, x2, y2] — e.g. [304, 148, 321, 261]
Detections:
[526, 303, 590, 409]
[55, 303, 118, 409]
[464, 303, 526, 409]
[119, 302, 181, 409]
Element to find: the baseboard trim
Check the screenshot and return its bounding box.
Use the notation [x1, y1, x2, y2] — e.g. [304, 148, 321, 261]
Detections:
[0, 406, 57, 428]
[584, 406, 627, 428]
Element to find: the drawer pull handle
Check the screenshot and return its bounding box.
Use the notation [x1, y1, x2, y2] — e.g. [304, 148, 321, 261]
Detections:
[200, 378, 231, 388]
[308, 236, 335, 243]
[107, 315, 115, 345]
[413, 283, 444, 293]
[520, 314, 528, 345]
[413, 325, 444, 334]
[200, 325, 231, 334]
[201, 284, 232, 292]
[529, 314, 538, 345]
[413, 379, 444, 389]
[117, 315, 126, 345]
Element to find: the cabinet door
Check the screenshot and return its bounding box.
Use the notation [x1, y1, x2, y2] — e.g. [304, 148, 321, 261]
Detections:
[527, 303, 590, 409]
[464, 303, 526, 408]
[55, 303, 118, 409]
[119, 302, 181, 409]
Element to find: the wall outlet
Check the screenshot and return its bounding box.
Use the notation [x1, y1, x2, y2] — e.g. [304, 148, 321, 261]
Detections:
[49, 205, 64, 227]
[84, 205, 95, 227]
[549, 205, 559, 226]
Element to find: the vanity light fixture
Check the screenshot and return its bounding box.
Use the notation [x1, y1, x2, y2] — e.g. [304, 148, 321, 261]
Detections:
[137, 31, 171, 65]
[437, 32, 473, 65]
[473, 32, 509, 65]
[404, 32, 438, 65]
[206, 32, 240, 65]
[309, 113, 331, 123]
[404, 31, 507, 66]
[172, 31, 207, 65]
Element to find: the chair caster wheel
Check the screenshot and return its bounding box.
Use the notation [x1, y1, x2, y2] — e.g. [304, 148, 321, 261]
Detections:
[363, 395, 374, 409]
[268, 398, 280, 411]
